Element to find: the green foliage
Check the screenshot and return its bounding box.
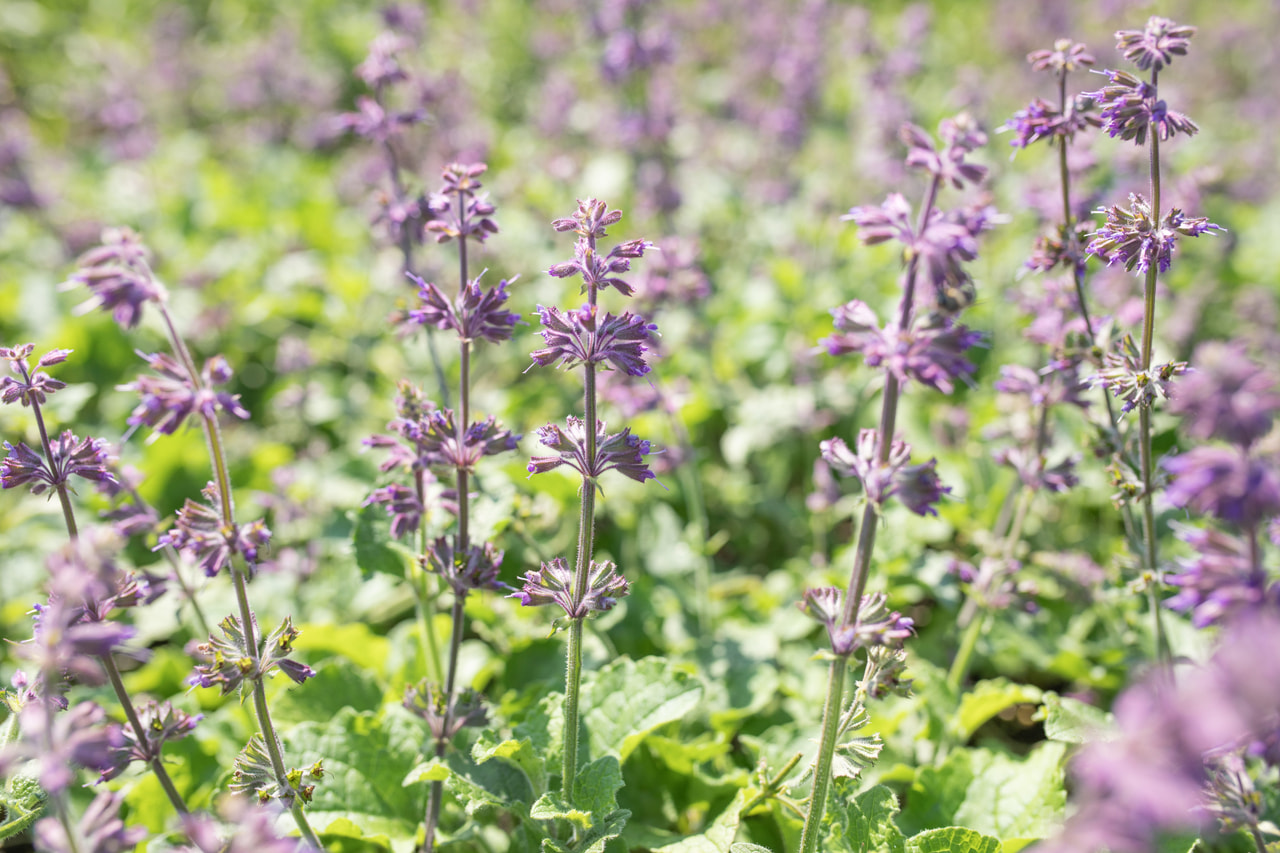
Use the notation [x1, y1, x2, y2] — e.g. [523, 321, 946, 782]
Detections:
[904, 827, 1002, 853]
[1036, 693, 1116, 745]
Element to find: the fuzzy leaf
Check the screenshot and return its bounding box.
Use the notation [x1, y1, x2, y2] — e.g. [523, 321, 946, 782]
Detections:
[828, 784, 906, 853]
[1036, 692, 1116, 744]
[283, 706, 430, 852]
[953, 679, 1043, 741]
[580, 657, 704, 763]
[729, 846, 775, 853]
[403, 759, 450, 785]
[531, 757, 630, 853]
[473, 733, 549, 800]
[268, 657, 384, 724]
[905, 827, 1001, 853]
[352, 503, 416, 580]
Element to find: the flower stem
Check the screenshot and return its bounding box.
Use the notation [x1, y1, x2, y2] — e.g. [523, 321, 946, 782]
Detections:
[562, 482, 597, 798]
[797, 656, 848, 853]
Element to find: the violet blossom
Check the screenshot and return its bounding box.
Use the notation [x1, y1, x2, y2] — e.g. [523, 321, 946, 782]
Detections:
[527, 416, 656, 486]
[121, 351, 250, 435]
[819, 429, 949, 516]
[530, 303, 657, 376]
[66, 227, 167, 329]
[509, 556, 631, 619]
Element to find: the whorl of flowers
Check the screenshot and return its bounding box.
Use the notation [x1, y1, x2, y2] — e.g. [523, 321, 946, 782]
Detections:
[820, 429, 950, 517]
[65, 227, 167, 329]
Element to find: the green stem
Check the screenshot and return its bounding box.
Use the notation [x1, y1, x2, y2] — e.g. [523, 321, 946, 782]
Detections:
[562, 483, 597, 798]
[797, 657, 848, 853]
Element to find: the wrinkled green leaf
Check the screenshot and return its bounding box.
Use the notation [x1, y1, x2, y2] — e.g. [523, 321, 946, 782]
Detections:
[283, 706, 430, 853]
[318, 817, 395, 853]
[531, 757, 630, 853]
[828, 784, 906, 853]
[474, 732, 549, 800]
[268, 657, 384, 724]
[294, 622, 391, 675]
[1036, 692, 1116, 744]
[580, 657, 704, 763]
[905, 827, 1001, 853]
[729, 846, 775, 853]
[953, 679, 1043, 741]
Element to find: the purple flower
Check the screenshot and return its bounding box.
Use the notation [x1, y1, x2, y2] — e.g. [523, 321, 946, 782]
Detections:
[1115, 17, 1196, 71]
[509, 556, 630, 619]
[1169, 342, 1280, 447]
[530, 303, 657, 376]
[1083, 69, 1198, 145]
[1087, 193, 1221, 275]
[1, 343, 70, 407]
[66, 227, 167, 329]
[821, 300, 982, 394]
[819, 429, 950, 516]
[993, 446, 1080, 493]
[121, 351, 250, 435]
[408, 273, 521, 344]
[2, 431, 116, 495]
[363, 483, 423, 539]
[899, 116, 988, 189]
[189, 615, 313, 696]
[0, 702, 124, 794]
[355, 31, 411, 89]
[1165, 524, 1272, 628]
[425, 537, 505, 596]
[798, 587, 914, 656]
[333, 95, 424, 143]
[547, 199, 653, 297]
[1164, 447, 1280, 528]
[1027, 39, 1096, 74]
[157, 486, 271, 577]
[424, 163, 499, 245]
[181, 795, 311, 853]
[1005, 97, 1100, 149]
[994, 363, 1090, 410]
[1088, 334, 1188, 413]
[100, 700, 202, 781]
[527, 416, 655, 485]
[34, 790, 145, 853]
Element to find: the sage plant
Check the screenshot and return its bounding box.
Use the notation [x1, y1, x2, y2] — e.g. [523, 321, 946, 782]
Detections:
[364, 161, 519, 851]
[798, 116, 992, 853]
[66, 228, 323, 847]
[1082, 17, 1221, 662]
[513, 199, 656, 800]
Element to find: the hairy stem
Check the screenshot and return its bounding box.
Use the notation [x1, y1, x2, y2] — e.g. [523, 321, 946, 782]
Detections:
[798, 656, 848, 853]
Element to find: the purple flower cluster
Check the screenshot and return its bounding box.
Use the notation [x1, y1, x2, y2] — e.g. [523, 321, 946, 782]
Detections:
[798, 587, 914, 656]
[530, 303, 657, 376]
[819, 429, 949, 516]
[1087, 193, 1221, 275]
[121, 351, 250, 435]
[65, 227, 167, 329]
[365, 391, 518, 480]
[189, 614, 314, 696]
[157, 484, 271, 577]
[424, 162, 499, 245]
[510, 556, 630, 619]
[409, 272, 520, 345]
[1, 343, 70, 406]
[425, 536, 505, 597]
[528, 416, 656, 486]
[1088, 333, 1188, 414]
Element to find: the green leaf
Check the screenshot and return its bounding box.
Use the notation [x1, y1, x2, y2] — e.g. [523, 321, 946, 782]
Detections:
[294, 622, 391, 675]
[897, 744, 1067, 845]
[268, 658, 384, 724]
[580, 657, 704, 763]
[473, 732, 549, 799]
[905, 827, 1001, 853]
[403, 759, 450, 785]
[828, 784, 906, 853]
[729, 846, 775, 853]
[531, 757, 631, 853]
[352, 503, 415, 580]
[953, 679, 1043, 741]
[1036, 692, 1116, 744]
[318, 817, 395, 853]
[283, 706, 430, 853]
[653, 789, 748, 853]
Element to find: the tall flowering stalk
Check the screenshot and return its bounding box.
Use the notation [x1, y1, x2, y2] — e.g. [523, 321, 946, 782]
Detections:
[1082, 18, 1220, 663]
[65, 228, 323, 848]
[0, 342, 194, 820]
[365, 162, 519, 852]
[799, 117, 992, 853]
[513, 199, 656, 798]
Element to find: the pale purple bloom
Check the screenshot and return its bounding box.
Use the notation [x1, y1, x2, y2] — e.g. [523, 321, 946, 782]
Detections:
[900, 116, 987, 189]
[528, 416, 655, 485]
[1084, 69, 1198, 145]
[1005, 97, 1100, 149]
[67, 227, 166, 329]
[409, 273, 521, 344]
[530, 303, 657, 376]
[426, 537, 505, 596]
[993, 446, 1080, 493]
[1115, 17, 1196, 71]
[821, 300, 982, 394]
[2, 431, 116, 495]
[1165, 524, 1273, 628]
[1027, 39, 1096, 74]
[1087, 193, 1221, 274]
[180, 796, 312, 853]
[1169, 342, 1280, 447]
[820, 429, 949, 516]
[995, 363, 1090, 410]
[364, 483, 423, 539]
[355, 31, 412, 90]
[157, 486, 271, 577]
[1164, 447, 1280, 527]
[100, 700, 202, 782]
[1089, 334, 1188, 413]
[798, 587, 914, 656]
[1, 343, 70, 407]
[333, 94, 424, 143]
[189, 615, 313, 695]
[509, 556, 630, 618]
[121, 351, 250, 435]
[424, 163, 499, 245]
[0, 702, 123, 794]
[34, 790, 145, 853]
